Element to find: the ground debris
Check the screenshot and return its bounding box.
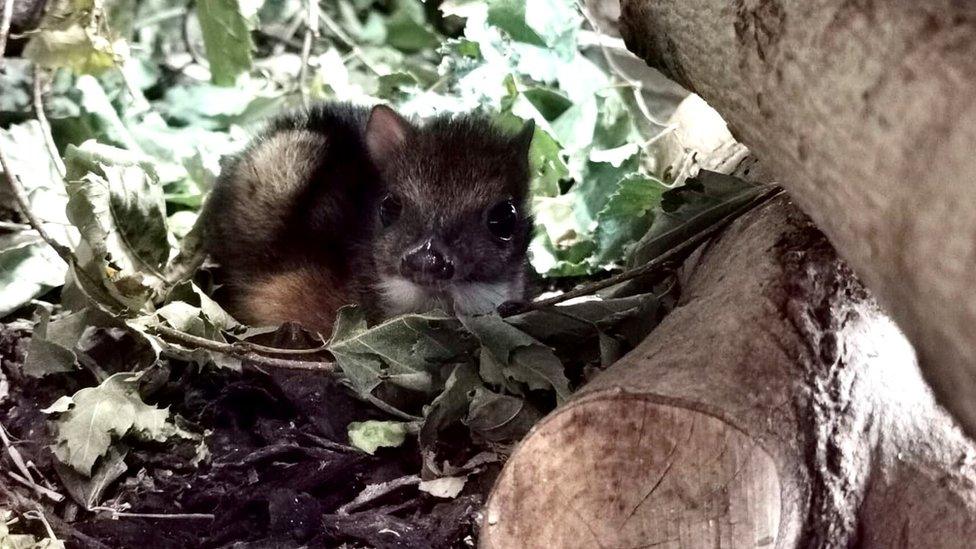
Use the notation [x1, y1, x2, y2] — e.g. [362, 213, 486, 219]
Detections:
[0, 323, 483, 548]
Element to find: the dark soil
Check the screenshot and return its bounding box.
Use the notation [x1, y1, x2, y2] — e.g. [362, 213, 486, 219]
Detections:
[0, 323, 485, 548]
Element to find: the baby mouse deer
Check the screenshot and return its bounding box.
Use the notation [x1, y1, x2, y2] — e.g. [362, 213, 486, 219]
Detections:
[203, 103, 535, 334]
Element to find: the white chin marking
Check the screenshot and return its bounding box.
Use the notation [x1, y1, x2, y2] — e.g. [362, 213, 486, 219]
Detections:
[449, 280, 520, 316]
[377, 276, 441, 315]
[377, 276, 520, 317]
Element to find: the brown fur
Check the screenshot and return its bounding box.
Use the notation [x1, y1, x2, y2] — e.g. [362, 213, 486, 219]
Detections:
[232, 266, 354, 334]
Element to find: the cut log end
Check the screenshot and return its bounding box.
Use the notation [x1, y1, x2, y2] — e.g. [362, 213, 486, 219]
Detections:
[482, 392, 782, 548]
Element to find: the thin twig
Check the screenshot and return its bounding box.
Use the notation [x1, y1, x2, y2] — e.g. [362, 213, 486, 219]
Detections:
[1, 422, 65, 503]
[505, 186, 784, 315]
[22, 510, 59, 542]
[88, 507, 215, 520]
[0, 423, 33, 484]
[182, 1, 207, 68]
[259, 28, 304, 51]
[133, 7, 186, 29]
[575, 1, 670, 128]
[337, 474, 420, 515]
[300, 432, 361, 454]
[0, 0, 14, 73]
[319, 8, 384, 75]
[162, 313, 330, 355]
[32, 68, 67, 178]
[232, 339, 330, 356]
[8, 471, 64, 503]
[152, 324, 337, 373]
[26, 462, 58, 492]
[272, 12, 306, 55]
[118, 62, 152, 115]
[0, 220, 32, 231]
[298, 0, 320, 108]
[353, 390, 422, 421]
[0, 485, 109, 549]
[641, 124, 677, 148]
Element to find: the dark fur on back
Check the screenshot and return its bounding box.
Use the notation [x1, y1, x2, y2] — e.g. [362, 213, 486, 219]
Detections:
[204, 103, 377, 275]
[202, 102, 532, 331]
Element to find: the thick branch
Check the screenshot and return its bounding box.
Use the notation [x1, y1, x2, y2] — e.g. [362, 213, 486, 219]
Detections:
[617, 0, 976, 437]
[483, 196, 976, 548]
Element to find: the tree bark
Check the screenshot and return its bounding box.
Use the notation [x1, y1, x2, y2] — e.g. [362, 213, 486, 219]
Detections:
[614, 0, 976, 437]
[481, 196, 976, 548]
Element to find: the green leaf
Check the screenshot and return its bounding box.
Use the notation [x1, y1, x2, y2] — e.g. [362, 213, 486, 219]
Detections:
[130, 305, 241, 371]
[439, 37, 481, 59]
[157, 81, 287, 130]
[629, 171, 763, 267]
[165, 281, 240, 331]
[576, 150, 640, 219]
[522, 87, 572, 121]
[386, 0, 441, 52]
[528, 191, 596, 277]
[419, 362, 482, 455]
[196, 0, 256, 86]
[464, 387, 542, 442]
[23, 308, 86, 377]
[507, 293, 657, 343]
[487, 0, 546, 47]
[592, 89, 636, 150]
[524, 0, 580, 53]
[377, 72, 420, 99]
[24, 23, 127, 75]
[125, 112, 246, 190]
[593, 173, 667, 265]
[327, 306, 474, 399]
[550, 95, 598, 152]
[459, 313, 571, 402]
[64, 141, 170, 309]
[54, 446, 128, 509]
[348, 420, 410, 454]
[77, 76, 140, 147]
[156, 301, 216, 338]
[24, 0, 129, 74]
[48, 373, 172, 476]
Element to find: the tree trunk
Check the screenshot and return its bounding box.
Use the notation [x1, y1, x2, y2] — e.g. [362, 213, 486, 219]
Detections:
[613, 0, 976, 438]
[481, 196, 976, 548]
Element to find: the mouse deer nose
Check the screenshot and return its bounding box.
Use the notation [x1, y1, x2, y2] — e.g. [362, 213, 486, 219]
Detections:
[401, 240, 455, 283]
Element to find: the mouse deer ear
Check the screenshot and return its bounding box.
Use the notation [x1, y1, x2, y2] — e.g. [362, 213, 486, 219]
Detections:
[366, 105, 412, 164]
[514, 118, 535, 155]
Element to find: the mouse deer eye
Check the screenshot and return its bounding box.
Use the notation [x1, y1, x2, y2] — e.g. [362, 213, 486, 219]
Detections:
[485, 199, 518, 241]
[379, 194, 402, 227]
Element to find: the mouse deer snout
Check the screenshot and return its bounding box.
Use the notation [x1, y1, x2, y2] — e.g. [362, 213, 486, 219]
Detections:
[400, 239, 455, 283]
